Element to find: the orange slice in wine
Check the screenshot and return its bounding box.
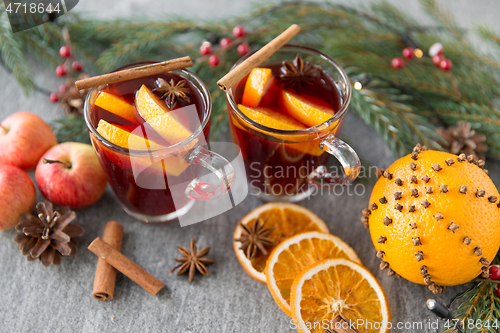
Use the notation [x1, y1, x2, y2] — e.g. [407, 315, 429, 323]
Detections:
[281, 90, 336, 127]
[242, 68, 275, 108]
[237, 104, 306, 131]
[97, 119, 189, 176]
[135, 85, 193, 145]
[95, 91, 137, 123]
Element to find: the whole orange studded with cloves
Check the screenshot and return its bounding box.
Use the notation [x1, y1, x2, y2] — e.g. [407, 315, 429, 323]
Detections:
[362, 144, 500, 294]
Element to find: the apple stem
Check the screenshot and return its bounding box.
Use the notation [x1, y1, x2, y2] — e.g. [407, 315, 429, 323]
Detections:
[42, 158, 72, 169]
[0, 124, 6, 132]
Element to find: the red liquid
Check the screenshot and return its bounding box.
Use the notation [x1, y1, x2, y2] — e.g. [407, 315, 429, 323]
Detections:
[229, 62, 343, 197]
[90, 72, 209, 220]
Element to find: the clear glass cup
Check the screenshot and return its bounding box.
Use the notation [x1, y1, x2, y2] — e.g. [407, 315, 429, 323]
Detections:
[226, 45, 360, 202]
[84, 63, 235, 223]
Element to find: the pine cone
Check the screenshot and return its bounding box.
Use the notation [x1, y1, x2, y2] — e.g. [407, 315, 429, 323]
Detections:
[437, 121, 487, 160]
[58, 74, 90, 115]
[14, 201, 84, 267]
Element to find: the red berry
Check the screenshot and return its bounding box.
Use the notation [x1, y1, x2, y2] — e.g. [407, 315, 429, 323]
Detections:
[220, 37, 232, 49]
[489, 265, 500, 280]
[49, 92, 59, 103]
[55, 64, 67, 77]
[391, 57, 405, 69]
[237, 43, 250, 56]
[72, 60, 83, 72]
[232, 25, 246, 38]
[199, 41, 213, 56]
[439, 58, 453, 71]
[59, 45, 71, 58]
[496, 285, 500, 298]
[432, 54, 445, 67]
[402, 47, 414, 59]
[208, 55, 220, 67]
[429, 42, 444, 57]
[58, 83, 67, 92]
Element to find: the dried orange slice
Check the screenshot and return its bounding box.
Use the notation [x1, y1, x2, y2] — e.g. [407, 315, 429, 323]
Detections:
[242, 68, 275, 107]
[281, 90, 336, 127]
[266, 232, 360, 316]
[135, 85, 193, 145]
[234, 203, 329, 283]
[95, 91, 137, 123]
[290, 259, 390, 333]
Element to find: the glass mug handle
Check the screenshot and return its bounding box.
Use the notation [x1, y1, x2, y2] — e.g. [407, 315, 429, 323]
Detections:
[184, 146, 236, 200]
[307, 134, 361, 187]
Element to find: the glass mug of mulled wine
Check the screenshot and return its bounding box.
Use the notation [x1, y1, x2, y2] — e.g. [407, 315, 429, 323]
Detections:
[84, 62, 235, 223]
[226, 45, 360, 202]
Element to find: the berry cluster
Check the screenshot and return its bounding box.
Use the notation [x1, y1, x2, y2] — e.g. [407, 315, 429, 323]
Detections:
[488, 265, 500, 297]
[199, 25, 251, 67]
[391, 42, 453, 71]
[50, 44, 85, 103]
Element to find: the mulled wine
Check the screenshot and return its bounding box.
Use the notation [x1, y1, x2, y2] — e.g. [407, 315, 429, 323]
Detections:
[226, 46, 360, 201]
[85, 63, 234, 223]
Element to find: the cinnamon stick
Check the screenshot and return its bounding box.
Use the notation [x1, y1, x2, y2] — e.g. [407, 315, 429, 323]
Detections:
[92, 221, 124, 300]
[75, 56, 193, 90]
[88, 237, 165, 296]
[217, 24, 300, 92]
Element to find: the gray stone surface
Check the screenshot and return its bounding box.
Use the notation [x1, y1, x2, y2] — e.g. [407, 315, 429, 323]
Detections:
[1, 1, 500, 332]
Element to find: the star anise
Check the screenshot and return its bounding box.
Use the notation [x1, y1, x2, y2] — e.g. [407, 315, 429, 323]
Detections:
[280, 54, 319, 89]
[152, 78, 190, 109]
[437, 121, 488, 160]
[14, 201, 84, 267]
[169, 238, 215, 283]
[234, 218, 274, 260]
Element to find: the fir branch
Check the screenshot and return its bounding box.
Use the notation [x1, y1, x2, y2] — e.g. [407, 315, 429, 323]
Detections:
[51, 114, 90, 144]
[0, 11, 35, 94]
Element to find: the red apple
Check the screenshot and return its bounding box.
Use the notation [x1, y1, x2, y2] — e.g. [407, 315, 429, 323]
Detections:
[0, 112, 57, 170]
[0, 164, 36, 230]
[35, 142, 108, 208]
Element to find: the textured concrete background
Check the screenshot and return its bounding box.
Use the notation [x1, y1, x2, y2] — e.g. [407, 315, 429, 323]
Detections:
[1, 1, 500, 332]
